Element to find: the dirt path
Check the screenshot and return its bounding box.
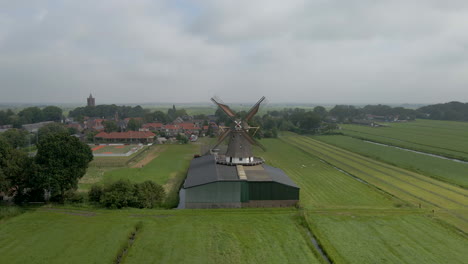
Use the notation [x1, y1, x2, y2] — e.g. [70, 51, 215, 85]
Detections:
[131, 145, 167, 168]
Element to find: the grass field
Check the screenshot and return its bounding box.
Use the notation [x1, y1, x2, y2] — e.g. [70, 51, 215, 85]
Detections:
[306, 211, 468, 264]
[283, 133, 468, 232]
[0, 207, 321, 264]
[341, 119, 468, 161]
[260, 138, 399, 209]
[314, 135, 468, 188]
[102, 144, 197, 185]
[91, 144, 137, 154]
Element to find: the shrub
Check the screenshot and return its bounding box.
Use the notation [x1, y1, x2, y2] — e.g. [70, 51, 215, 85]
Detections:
[100, 180, 136, 209]
[134, 181, 165, 208]
[88, 185, 103, 203]
[64, 190, 85, 204]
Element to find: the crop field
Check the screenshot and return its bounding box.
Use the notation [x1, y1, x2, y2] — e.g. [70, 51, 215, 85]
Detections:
[283, 134, 468, 232]
[0, 207, 321, 264]
[259, 138, 399, 209]
[306, 211, 468, 264]
[341, 119, 468, 161]
[314, 135, 468, 188]
[91, 144, 137, 155]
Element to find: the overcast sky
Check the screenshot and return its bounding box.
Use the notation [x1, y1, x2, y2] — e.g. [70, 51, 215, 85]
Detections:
[1, 1, 467, 105]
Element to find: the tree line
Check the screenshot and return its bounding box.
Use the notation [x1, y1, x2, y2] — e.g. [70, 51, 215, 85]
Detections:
[0, 106, 62, 127]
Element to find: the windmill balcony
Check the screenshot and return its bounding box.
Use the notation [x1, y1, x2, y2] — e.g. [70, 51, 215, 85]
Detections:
[215, 154, 265, 166]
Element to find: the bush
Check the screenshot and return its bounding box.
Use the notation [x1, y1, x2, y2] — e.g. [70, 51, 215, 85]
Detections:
[134, 181, 165, 208]
[88, 185, 103, 203]
[64, 190, 85, 204]
[100, 180, 136, 209]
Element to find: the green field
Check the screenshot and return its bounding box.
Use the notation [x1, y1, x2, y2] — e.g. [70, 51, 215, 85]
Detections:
[91, 144, 137, 154]
[314, 135, 468, 188]
[306, 211, 468, 264]
[260, 138, 398, 209]
[341, 119, 468, 161]
[283, 133, 468, 232]
[102, 144, 196, 185]
[0, 207, 321, 264]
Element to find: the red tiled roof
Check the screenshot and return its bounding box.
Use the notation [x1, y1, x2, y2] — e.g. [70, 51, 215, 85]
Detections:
[164, 125, 180, 130]
[94, 131, 155, 139]
[143, 123, 163, 128]
[203, 125, 209, 130]
[179, 123, 199, 130]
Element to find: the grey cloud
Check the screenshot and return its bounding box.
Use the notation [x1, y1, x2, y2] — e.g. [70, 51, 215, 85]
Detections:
[0, 0, 467, 104]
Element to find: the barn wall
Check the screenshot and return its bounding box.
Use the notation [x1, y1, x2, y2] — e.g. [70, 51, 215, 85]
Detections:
[248, 182, 299, 201]
[185, 181, 242, 203]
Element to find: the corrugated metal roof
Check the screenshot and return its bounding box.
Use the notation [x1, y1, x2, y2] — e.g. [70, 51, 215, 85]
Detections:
[184, 155, 299, 189]
[262, 165, 299, 188]
[184, 155, 238, 188]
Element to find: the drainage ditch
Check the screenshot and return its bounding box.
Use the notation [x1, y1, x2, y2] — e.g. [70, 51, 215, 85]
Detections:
[115, 222, 142, 264]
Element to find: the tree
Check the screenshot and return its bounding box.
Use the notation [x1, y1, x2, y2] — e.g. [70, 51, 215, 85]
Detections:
[37, 122, 68, 142]
[0, 128, 29, 148]
[18, 107, 43, 124]
[35, 133, 93, 202]
[103, 120, 119, 133]
[127, 118, 142, 131]
[0, 109, 14, 126]
[42, 106, 63, 122]
[176, 133, 189, 144]
[313, 106, 328, 119]
[134, 181, 165, 208]
[99, 180, 137, 208]
[0, 137, 35, 202]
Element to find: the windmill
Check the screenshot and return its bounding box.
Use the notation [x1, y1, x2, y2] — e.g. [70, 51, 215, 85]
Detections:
[211, 96, 266, 165]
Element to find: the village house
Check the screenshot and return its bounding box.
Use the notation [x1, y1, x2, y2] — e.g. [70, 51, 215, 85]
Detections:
[94, 131, 155, 143]
[142, 122, 164, 132]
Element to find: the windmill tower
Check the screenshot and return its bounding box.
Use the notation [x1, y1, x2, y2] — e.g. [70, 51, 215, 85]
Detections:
[211, 96, 266, 165]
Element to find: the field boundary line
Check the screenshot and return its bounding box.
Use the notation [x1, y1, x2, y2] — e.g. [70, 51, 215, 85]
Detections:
[311, 136, 468, 197]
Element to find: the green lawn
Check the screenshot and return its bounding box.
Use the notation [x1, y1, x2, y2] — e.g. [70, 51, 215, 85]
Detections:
[314, 135, 468, 188]
[341, 119, 468, 161]
[91, 144, 137, 154]
[0, 207, 321, 264]
[124, 210, 320, 264]
[0, 207, 138, 264]
[306, 211, 468, 264]
[102, 144, 198, 185]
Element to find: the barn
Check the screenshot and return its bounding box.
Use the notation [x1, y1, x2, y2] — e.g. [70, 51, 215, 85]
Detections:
[183, 155, 299, 209]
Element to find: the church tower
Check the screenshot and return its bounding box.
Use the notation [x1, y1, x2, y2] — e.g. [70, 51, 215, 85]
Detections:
[87, 94, 95, 107]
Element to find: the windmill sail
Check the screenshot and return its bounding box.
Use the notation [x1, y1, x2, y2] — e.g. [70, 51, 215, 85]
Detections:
[210, 96, 266, 165]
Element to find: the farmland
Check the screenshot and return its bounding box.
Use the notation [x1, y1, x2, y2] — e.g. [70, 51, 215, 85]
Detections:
[259, 138, 399, 209]
[315, 135, 468, 188]
[341, 119, 468, 161]
[306, 211, 468, 264]
[283, 133, 468, 233]
[0, 207, 321, 264]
